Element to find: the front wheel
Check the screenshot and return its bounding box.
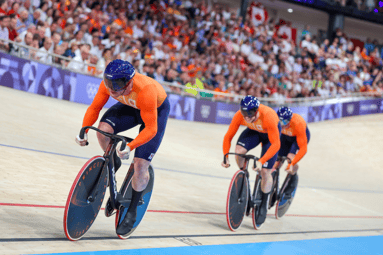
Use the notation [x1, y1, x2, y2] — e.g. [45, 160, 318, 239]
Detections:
[275, 174, 299, 219]
[226, 170, 249, 231]
[252, 175, 263, 230]
[63, 156, 107, 241]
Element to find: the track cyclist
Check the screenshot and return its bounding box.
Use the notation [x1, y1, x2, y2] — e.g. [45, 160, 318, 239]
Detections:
[222, 95, 281, 226]
[275, 106, 310, 199]
[75, 59, 170, 236]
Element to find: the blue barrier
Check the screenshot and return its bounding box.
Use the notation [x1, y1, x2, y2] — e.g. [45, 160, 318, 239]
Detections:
[1, 52, 382, 125]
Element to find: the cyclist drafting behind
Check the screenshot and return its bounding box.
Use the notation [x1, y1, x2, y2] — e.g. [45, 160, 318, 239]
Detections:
[275, 106, 310, 199]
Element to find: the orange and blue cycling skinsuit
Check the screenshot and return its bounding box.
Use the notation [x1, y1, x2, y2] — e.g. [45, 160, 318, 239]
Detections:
[223, 104, 281, 169]
[82, 72, 170, 161]
[278, 113, 310, 169]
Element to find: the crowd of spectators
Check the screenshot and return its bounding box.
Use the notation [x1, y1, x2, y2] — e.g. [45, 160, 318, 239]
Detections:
[0, 0, 382, 103]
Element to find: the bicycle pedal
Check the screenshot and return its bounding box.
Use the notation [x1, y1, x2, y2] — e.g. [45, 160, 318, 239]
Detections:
[107, 210, 117, 217]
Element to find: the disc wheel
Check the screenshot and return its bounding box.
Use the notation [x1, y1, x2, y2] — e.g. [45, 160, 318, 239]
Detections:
[64, 156, 107, 241]
[226, 170, 249, 231]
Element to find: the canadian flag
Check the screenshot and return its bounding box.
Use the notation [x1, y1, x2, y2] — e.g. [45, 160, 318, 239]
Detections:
[275, 19, 297, 45]
[249, 2, 268, 26]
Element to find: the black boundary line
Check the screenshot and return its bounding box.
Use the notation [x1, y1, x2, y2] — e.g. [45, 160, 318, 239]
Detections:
[0, 228, 382, 242]
[1, 143, 383, 194]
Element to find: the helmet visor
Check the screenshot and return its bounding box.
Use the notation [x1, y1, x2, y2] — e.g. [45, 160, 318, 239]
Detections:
[103, 76, 129, 92]
[280, 119, 290, 126]
[241, 108, 258, 118]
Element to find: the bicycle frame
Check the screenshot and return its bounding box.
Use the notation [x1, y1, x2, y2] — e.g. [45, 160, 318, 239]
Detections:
[79, 126, 132, 210]
[272, 156, 289, 202]
[224, 152, 259, 206]
[224, 153, 290, 209]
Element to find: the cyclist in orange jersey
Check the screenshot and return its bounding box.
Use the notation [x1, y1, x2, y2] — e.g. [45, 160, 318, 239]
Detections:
[275, 107, 310, 199]
[222, 95, 281, 226]
[75, 59, 170, 236]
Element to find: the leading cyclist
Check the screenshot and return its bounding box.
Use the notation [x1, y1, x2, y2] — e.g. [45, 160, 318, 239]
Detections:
[75, 59, 170, 236]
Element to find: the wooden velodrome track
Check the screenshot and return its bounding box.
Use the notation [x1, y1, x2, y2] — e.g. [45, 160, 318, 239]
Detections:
[0, 86, 382, 254]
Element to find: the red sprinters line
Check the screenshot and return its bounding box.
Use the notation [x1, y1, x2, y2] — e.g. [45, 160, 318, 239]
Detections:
[1, 202, 383, 219]
[0, 202, 223, 215]
[148, 209, 224, 215]
[0, 203, 65, 209]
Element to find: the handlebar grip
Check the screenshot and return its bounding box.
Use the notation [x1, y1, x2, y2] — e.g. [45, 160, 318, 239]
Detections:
[79, 128, 86, 140]
[119, 138, 128, 151]
[119, 142, 126, 151]
[79, 127, 89, 146]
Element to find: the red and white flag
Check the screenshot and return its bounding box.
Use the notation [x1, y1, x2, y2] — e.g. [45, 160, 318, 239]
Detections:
[249, 2, 268, 26]
[276, 19, 297, 45]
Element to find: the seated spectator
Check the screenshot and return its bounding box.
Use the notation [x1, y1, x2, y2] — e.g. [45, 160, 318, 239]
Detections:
[301, 25, 311, 40]
[301, 34, 312, 51]
[15, 31, 33, 58]
[7, 2, 20, 17]
[0, 15, 10, 52]
[29, 35, 41, 60]
[63, 41, 78, 58]
[8, 14, 18, 41]
[0, 0, 7, 15]
[37, 2, 50, 23]
[86, 54, 100, 76]
[17, 10, 30, 34]
[214, 80, 228, 100]
[96, 48, 113, 77]
[67, 45, 90, 73]
[36, 37, 53, 64]
[29, 9, 41, 26]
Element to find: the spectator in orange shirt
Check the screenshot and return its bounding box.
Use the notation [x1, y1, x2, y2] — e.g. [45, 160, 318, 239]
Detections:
[113, 11, 128, 31]
[360, 48, 370, 61]
[214, 80, 228, 100]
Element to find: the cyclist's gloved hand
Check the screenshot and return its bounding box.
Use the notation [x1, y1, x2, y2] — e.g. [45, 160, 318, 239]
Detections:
[253, 160, 263, 172]
[285, 163, 296, 175]
[116, 142, 131, 160]
[75, 133, 88, 146]
[221, 157, 230, 168]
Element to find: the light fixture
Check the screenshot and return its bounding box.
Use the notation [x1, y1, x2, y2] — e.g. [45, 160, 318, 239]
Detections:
[287, 8, 293, 13]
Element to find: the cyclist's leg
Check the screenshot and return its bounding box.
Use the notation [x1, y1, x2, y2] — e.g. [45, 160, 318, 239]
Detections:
[256, 147, 279, 224]
[98, 102, 141, 171]
[99, 103, 140, 217]
[116, 98, 170, 235]
[284, 128, 310, 196]
[256, 126, 281, 225]
[235, 128, 261, 169]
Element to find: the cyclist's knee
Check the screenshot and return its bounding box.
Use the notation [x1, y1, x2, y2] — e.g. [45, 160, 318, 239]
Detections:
[133, 158, 150, 176]
[98, 122, 114, 133]
[235, 145, 247, 154]
[261, 168, 272, 178]
[97, 122, 114, 140]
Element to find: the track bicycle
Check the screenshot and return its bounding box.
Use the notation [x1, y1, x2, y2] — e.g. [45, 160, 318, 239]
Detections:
[225, 153, 298, 231]
[63, 126, 154, 241]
